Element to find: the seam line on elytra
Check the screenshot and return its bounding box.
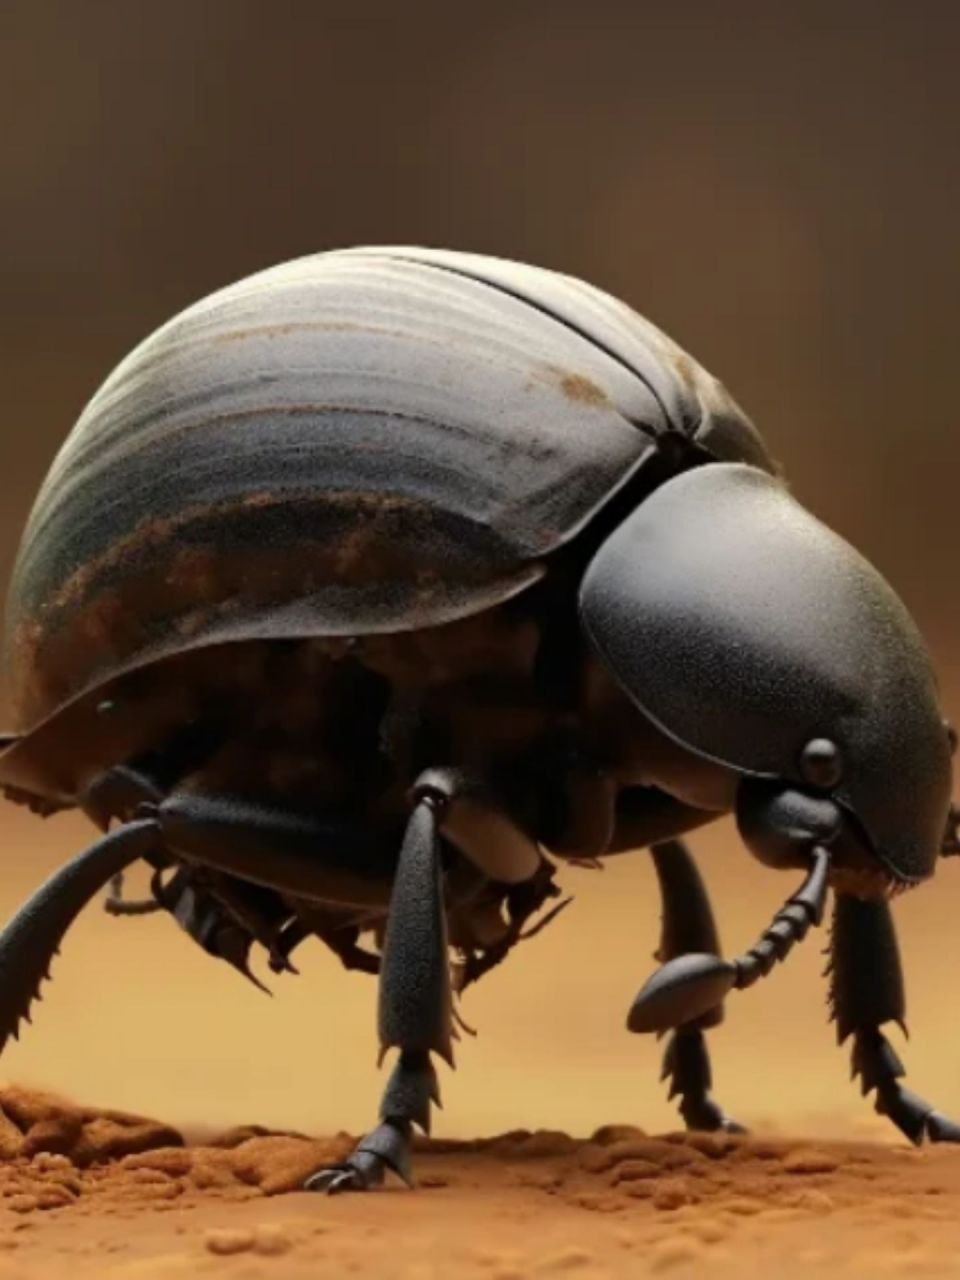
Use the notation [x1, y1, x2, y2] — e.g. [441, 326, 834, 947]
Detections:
[344, 251, 672, 440]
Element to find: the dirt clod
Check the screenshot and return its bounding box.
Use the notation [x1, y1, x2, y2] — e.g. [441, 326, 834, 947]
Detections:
[609, 1159, 660, 1185]
[203, 1227, 255, 1256]
[251, 1222, 293, 1256]
[5, 1197, 37, 1216]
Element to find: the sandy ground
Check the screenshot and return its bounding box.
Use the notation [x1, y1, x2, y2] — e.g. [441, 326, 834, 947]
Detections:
[0, 1088, 958, 1278]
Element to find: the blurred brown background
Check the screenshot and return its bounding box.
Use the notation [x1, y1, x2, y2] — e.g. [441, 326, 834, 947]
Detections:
[0, 1, 958, 1140]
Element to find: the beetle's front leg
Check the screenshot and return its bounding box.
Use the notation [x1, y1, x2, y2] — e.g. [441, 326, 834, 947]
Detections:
[0, 817, 162, 1053]
[649, 839, 745, 1134]
[306, 774, 454, 1192]
[830, 893, 960, 1144]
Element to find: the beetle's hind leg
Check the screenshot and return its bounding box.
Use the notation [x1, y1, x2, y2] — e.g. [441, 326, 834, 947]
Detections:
[649, 840, 745, 1134]
[305, 774, 454, 1193]
[829, 894, 960, 1144]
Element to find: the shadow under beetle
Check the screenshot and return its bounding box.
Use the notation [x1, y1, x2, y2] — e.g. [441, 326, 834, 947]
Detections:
[1, 247, 959, 1191]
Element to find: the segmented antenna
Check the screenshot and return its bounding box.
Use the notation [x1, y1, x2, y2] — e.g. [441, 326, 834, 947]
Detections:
[627, 847, 833, 1035]
[731, 846, 831, 988]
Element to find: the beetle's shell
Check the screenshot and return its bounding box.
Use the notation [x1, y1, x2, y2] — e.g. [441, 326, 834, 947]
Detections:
[2, 247, 772, 799]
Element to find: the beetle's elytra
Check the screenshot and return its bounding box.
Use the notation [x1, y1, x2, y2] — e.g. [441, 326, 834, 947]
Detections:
[2, 247, 957, 1191]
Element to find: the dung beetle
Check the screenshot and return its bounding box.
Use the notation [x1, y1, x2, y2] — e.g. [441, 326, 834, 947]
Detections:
[1, 246, 958, 1192]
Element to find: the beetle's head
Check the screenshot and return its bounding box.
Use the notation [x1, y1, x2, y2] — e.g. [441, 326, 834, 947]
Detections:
[579, 462, 954, 897]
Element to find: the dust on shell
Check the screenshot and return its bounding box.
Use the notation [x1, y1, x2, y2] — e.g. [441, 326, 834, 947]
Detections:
[6, 486, 538, 737]
[2, 1084, 960, 1277]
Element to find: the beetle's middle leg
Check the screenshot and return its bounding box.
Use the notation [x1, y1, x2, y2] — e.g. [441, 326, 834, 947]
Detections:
[305, 772, 456, 1192]
[649, 839, 745, 1134]
[829, 893, 960, 1144]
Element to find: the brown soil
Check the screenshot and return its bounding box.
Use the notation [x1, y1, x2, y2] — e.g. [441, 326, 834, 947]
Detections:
[0, 1088, 957, 1277]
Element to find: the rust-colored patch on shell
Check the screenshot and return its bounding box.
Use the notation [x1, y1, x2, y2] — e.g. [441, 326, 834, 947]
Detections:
[22, 491, 424, 627]
[6, 488, 537, 736]
[557, 372, 610, 408]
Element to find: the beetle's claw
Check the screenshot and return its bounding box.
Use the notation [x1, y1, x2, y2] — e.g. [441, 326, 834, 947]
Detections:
[304, 1147, 392, 1194]
[720, 1117, 748, 1135]
[681, 1096, 747, 1135]
[304, 1165, 367, 1195]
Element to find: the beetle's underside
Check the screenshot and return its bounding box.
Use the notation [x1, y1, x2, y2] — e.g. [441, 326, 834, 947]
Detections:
[91, 604, 592, 995]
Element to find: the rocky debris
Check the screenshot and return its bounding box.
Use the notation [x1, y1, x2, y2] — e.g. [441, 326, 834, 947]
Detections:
[248, 1222, 293, 1256]
[201, 1221, 295, 1257]
[0, 1087, 181, 1167]
[0, 1086, 354, 1217]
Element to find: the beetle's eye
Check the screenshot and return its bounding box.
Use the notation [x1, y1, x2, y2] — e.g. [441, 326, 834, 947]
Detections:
[799, 738, 843, 789]
[945, 721, 958, 757]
